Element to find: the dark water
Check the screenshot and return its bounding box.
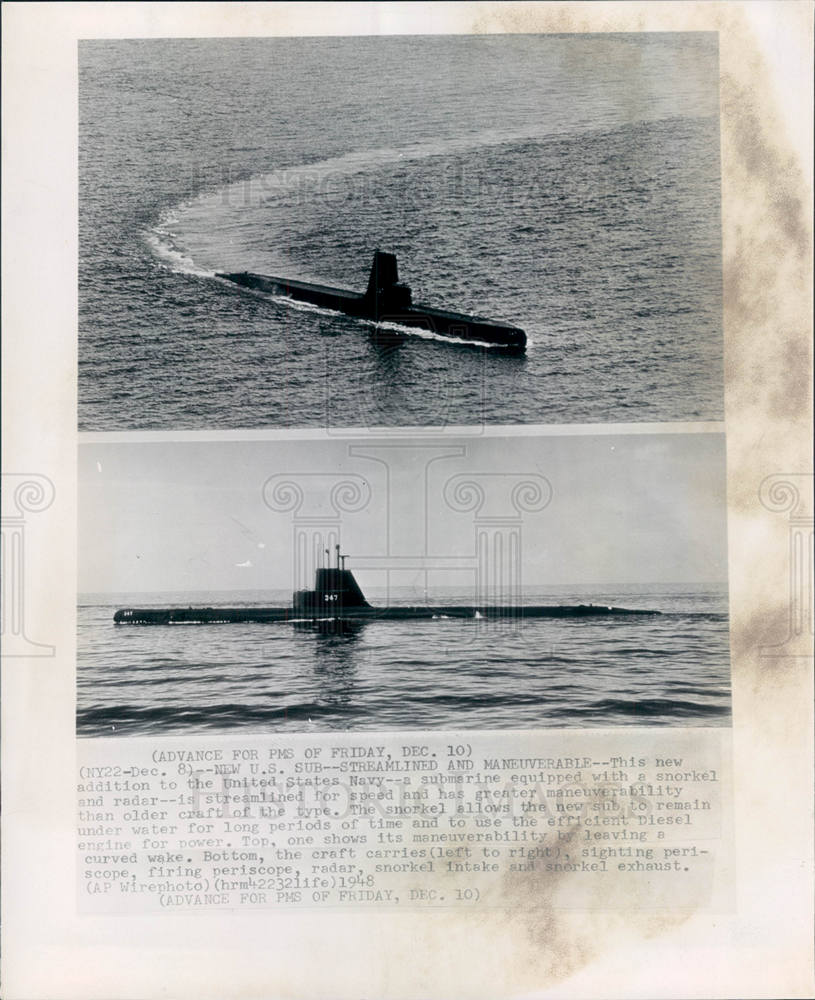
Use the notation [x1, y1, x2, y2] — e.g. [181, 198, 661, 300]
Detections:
[77, 585, 730, 736]
[79, 34, 723, 430]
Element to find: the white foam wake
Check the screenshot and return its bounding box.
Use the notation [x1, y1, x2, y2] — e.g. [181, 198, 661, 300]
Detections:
[146, 209, 216, 278]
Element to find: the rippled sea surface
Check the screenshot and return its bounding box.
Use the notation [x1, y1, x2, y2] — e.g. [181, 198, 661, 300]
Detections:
[79, 34, 722, 430]
[77, 585, 730, 736]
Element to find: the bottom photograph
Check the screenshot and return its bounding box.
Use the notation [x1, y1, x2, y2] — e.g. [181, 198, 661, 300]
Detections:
[77, 428, 731, 735]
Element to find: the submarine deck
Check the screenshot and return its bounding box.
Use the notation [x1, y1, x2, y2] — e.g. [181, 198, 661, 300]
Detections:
[217, 271, 364, 305]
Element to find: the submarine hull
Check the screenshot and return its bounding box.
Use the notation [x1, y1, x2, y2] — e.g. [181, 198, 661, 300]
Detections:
[216, 257, 527, 349]
[112, 549, 659, 626]
[114, 604, 658, 625]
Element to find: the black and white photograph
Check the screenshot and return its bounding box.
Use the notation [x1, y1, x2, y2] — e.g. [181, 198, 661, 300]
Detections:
[79, 32, 724, 430]
[78, 430, 730, 736]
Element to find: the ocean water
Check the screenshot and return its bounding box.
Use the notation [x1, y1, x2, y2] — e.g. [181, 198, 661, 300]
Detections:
[79, 34, 723, 430]
[77, 584, 730, 736]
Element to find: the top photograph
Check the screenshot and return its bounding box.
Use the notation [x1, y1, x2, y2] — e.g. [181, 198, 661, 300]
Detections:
[79, 32, 723, 431]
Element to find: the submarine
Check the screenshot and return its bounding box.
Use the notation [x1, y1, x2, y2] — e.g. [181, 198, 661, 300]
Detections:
[113, 546, 658, 626]
[216, 250, 527, 349]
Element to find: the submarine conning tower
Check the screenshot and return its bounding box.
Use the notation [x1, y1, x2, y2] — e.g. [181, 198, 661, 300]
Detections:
[363, 250, 413, 315]
[293, 546, 371, 615]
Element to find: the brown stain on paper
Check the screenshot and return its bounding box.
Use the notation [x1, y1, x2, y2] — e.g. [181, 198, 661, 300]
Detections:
[494, 791, 701, 994]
